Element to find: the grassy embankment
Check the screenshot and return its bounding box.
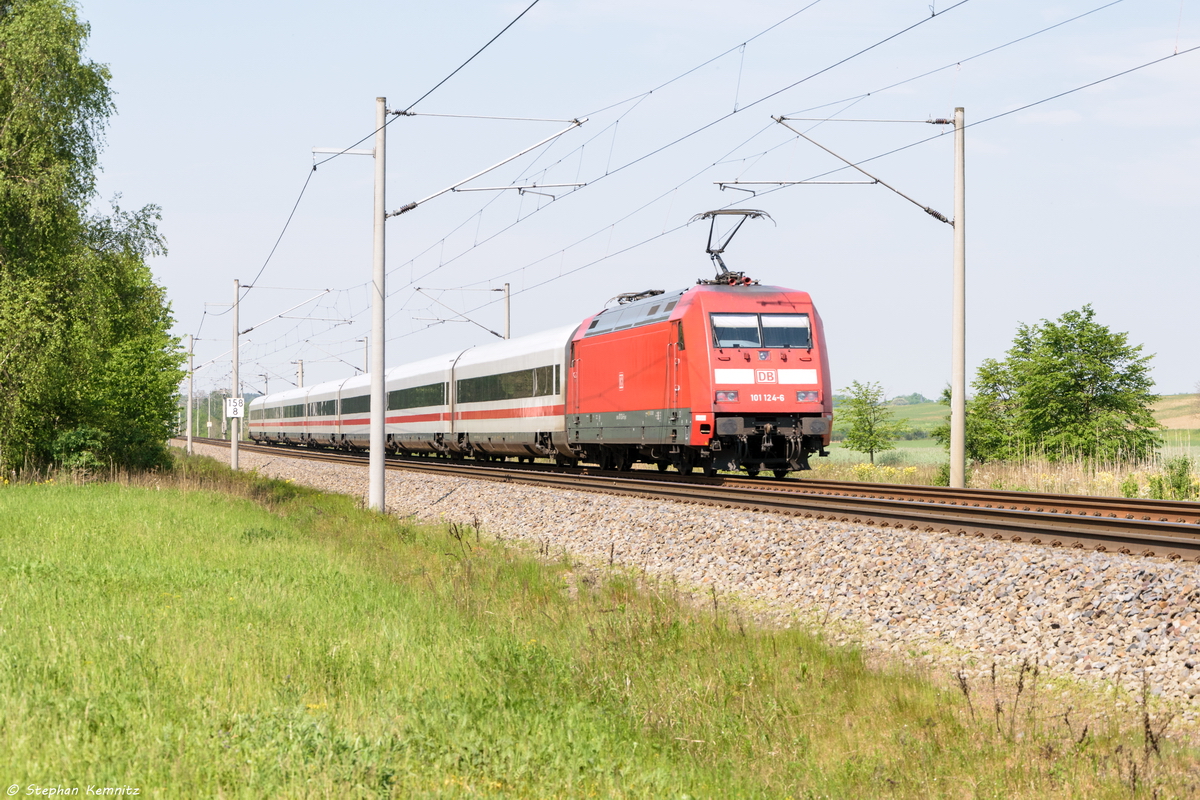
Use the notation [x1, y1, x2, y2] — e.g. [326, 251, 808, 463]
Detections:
[817, 394, 1200, 495]
[0, 455, 1197, 796]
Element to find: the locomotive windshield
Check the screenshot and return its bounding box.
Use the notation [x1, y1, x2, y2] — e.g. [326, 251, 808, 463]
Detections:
[761, 314, 811, 348]
[711, 313, 811, 349]
[710, 314, 760, 347]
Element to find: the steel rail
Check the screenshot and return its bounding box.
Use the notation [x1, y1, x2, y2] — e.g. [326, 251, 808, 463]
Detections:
[186, 439, 1200, 562]
[720, 478, 1200, 525]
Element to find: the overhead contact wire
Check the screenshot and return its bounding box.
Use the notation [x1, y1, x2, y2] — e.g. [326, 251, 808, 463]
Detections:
[402, 0, 543, 114]
[390, 0, 1137, 304]
[420, 43, 1200, 331]
[385, 1, 966, 301]
[783, 0, 1133, 118]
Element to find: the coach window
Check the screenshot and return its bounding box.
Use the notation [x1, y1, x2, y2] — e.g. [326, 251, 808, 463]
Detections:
[710, 313, 761, 348]
[341, 395, 370, 415]
[761, 314, 812, 349]
[457, 367, 557, 403]
[388, 382, 445, 411]
[309, 399, 336, 417]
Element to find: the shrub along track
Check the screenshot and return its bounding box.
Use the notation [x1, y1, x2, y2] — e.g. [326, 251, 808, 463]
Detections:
[191, 438, 1200, 563]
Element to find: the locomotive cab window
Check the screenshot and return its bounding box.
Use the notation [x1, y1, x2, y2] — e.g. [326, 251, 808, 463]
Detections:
[710, 313, 811, 349]
[710, 314, 761, 348]
[761, 314, 811, 349]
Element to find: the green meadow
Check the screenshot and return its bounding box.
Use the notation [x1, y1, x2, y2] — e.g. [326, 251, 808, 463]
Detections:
[0, 456, 1195, 797]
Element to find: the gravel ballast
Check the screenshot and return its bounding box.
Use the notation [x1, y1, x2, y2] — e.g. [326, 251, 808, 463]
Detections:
[185, 442, 1200, 723]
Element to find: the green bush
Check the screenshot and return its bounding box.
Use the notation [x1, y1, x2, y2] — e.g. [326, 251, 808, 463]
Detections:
[1149, 474, 1167, 500]
[1165, 456, 1198, 500]
[933, 462, 950, 486]
[52, 427, 108, 474]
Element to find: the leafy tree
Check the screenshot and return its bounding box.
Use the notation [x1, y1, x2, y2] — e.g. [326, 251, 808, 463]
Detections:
[0, 0, 182, 472]
[934, 306, 1162, 463]
[839, 381, 909, 464]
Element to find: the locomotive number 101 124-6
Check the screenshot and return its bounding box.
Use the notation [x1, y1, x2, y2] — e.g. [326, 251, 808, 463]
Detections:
[749, 393, 787, 402]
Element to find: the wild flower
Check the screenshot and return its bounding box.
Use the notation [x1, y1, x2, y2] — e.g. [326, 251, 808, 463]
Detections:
[851, 463, 875, 481]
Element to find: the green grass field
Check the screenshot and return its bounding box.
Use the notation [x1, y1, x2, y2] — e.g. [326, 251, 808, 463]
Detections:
[0, 457, 1196, 796]
[823, 438, 948, 466]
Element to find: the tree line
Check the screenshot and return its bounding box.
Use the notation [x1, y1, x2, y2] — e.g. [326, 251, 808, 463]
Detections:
[840, 305, 1164, 465]
[0, 0, 182, 473]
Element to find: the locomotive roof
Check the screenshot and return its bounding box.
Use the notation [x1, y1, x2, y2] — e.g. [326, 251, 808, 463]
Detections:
[688, 283, 810, 299]
[580, 282, 811, 339]
[582, 288, 688, 338]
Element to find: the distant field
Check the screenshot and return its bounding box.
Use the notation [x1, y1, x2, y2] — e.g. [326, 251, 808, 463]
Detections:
[831, 401, 946, 434]
[1155, 393, 1200, 429]
[884, 402, 949, 431]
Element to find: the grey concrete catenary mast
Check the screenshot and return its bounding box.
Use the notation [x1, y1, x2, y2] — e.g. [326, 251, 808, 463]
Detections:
[369, 97, 387, 511]
[950, 107, 966, 489]
[231, 278, 240, 471]
[186, 334, 194, 455]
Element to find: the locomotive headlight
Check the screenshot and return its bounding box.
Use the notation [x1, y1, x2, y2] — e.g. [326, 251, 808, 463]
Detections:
[715, 391, 739, 403]
[796, 391, 820, 403]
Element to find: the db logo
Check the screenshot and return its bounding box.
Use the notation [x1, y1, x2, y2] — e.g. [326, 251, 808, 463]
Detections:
[755, 370, 777, 384]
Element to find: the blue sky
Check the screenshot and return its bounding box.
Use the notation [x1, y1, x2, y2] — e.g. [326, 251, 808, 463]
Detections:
[82, 0, 1199, 398]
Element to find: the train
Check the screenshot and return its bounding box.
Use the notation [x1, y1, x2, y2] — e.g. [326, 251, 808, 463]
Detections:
[248, 278, 832, 477]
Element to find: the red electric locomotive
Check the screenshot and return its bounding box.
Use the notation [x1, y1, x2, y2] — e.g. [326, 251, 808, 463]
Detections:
[566, 279, 831, 476]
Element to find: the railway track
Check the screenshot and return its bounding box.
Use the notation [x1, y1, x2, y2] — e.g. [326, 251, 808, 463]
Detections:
[185, 438, 1200, 562]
